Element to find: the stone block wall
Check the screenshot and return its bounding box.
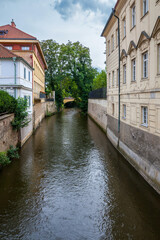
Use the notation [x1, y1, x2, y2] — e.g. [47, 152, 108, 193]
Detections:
[88, 99, 107, 132]
[0, 114, 18, 152]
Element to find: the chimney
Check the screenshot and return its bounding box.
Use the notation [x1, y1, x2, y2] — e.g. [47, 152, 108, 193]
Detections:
[11, 19, 16, 28]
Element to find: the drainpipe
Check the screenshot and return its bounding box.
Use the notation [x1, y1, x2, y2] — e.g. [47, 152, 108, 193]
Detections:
[12, 57, 17, 98]
[113, 8, 121, 134]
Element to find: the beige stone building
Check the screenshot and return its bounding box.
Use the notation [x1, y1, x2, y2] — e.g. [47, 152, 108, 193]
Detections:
[100, 0, 160, 193]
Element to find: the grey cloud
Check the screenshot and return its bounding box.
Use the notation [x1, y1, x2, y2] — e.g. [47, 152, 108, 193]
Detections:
[53, 0, 113, 22]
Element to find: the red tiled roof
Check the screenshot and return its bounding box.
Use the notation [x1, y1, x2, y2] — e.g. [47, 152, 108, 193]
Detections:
[0, 24, 36, 40]
[0, 44, 19, 58]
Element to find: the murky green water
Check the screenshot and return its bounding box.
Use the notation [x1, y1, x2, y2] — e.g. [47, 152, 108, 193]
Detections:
[0, 109, 160, 240]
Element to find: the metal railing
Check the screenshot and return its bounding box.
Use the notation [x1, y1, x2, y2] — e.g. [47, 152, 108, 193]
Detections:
[88, 87, 107, 99]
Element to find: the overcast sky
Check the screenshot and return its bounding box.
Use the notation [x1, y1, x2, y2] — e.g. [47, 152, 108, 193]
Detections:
[1, 0, 116, 70]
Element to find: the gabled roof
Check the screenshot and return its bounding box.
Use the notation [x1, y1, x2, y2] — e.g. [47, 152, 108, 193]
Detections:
[127, 41, 137, 55]
[120, 49, 127, 60]
[0, 24, 36, 40]
[0, 44, 33, 69]
[137, 31, 150, 48]
[151, 16, 160, 38]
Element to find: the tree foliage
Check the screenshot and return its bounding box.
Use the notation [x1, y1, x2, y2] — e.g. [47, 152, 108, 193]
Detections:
[41, 40, 97, 112]
[92, 70, 107, 90]
[0, 90, 17, 113]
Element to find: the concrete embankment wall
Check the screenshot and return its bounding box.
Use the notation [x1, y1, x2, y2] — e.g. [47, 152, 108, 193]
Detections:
[88, 100, 160, 194]
[88, 99, 107, 132]
[0, 114, 18, 152]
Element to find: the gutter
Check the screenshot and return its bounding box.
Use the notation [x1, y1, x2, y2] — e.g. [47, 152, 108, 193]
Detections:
[12, 57, 17, 98]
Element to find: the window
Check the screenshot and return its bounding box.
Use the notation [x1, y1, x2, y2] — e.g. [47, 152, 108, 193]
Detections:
[24, 67, 26, 79]
[123, 104, 126, 119]
[108, 40, 110, 55]
[112, 71, 114, 86]
[142, 106, 148, 126]
[158, 44, 160, 74]
[111, 34, 114, 51]
[123, 64, 126, 84]
[22, 46, 30, 50]
[116, 29, 118, 47]
[143, 52, 148, 78]
[24, 95, 31, 107]
[112, 103, 114, 116]
[5, 46, 12, 50]
[123, 18, 126, 38]
[143, 0, 148, 15]
[109, 73, 111, 88]
[131, 4, 136, 28]
[28, 71, 30, 81]
[117, 68, 119, 86]
[132, 59, 136, 81]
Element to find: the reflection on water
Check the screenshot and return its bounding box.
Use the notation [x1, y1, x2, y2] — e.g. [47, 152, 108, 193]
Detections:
[0, 109, 160, 240]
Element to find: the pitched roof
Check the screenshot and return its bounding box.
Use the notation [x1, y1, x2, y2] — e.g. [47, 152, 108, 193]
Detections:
[0, 24, 36, 40]
[0, 44, 18, 58]
[0, 44, 33, 69]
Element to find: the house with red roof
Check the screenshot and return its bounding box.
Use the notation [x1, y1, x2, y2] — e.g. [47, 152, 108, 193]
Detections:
[0, 20, 47, 102]
[0, 44, 33, 113]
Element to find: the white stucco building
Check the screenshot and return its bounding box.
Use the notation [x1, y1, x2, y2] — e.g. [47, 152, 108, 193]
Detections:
[0, 44, 33, 113]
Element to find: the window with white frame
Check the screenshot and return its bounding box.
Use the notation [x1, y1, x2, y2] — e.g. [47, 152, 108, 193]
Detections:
[123, 64, 126, 83]
[22, 46, 30, 50]
[143, 52, 148, 78]
[24, 67, 26, 79]
[143, 0, 148, 16]
[28, 71, 30, 81]
[112, 71, 114, 86]
[123, 18, 126, 38]
[132, 59, 136, 81]
[141, 106, 148, 126]
[24, 95, 31, 107]
[111, 34, 114, 51]
[123, 104, 126, 119]
[158, 44, 160, 74]
[131, 4, 136, 28]
[5, 46, 12, 50]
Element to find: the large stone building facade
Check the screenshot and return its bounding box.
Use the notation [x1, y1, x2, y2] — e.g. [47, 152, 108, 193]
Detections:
[97, 0, 160, 193]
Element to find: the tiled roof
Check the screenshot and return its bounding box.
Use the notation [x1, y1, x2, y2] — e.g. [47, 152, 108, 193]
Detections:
[0, 44, 19, 58]
[0, 24, 36, 40]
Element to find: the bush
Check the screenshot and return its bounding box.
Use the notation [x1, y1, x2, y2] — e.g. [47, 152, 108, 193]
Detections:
[7, 145, 19, 160]
[0, 152, 11, 166]
[11, 97, 30, 130]
[0, 90, 17, 113]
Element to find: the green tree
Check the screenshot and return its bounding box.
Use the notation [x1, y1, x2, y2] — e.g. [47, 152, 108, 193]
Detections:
[41, 40, 97, 113]
[92, 70, 107, 90]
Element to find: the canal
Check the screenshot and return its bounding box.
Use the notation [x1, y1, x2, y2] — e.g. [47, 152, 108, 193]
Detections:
[0, 109, 160, 240]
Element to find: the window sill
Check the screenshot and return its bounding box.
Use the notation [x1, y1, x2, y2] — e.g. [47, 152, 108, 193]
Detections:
[131, 80, 136, 83]
[130, 25, 136, 32]
[141, 77, 148, 81]
[122, 117, 126, 120]
[141, 11, 149, 21]
[141, 123, 148, 128]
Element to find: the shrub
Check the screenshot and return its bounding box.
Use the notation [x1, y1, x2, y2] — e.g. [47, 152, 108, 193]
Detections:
[0, 152, 11, 166]
[11, 97, 30, 130]
[0, 90, 17, 113]
[7, 145, 19, 160]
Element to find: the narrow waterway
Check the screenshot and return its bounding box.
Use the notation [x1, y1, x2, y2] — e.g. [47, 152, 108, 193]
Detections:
[0, 109, 160, 240]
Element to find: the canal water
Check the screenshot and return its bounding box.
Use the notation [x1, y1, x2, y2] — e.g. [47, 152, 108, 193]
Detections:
[0, 109, 160, 240]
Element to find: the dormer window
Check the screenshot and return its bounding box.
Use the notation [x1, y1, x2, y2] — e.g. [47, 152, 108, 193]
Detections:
[22, 46, 30, 50]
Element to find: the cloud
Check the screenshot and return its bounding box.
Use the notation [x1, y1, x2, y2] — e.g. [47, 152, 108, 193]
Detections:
[53, 0, 116, 22]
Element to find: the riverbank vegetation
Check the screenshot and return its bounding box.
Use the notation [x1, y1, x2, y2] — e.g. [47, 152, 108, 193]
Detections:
[0, 145, 19, 168]
[41, 40, 106, 113]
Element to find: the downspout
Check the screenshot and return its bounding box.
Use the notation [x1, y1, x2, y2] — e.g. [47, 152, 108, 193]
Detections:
[113, 8, 121, 134]
[13, 57, 17, 98]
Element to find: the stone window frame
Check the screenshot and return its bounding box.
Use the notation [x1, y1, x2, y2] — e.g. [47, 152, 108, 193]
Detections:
[141, 0, 149, 19]
[131, 2, 136, 29]
[123, 17, 126, 39]
[141, 105, 148, 127]
[108, 40, 110, 56]
[112, 103, 115, 116]
[116, 28, 118, 47]
[112, 70, 115, 87]
[122, 104, 126, 120]
[131, 58, 136, 82]
[116, 68, 119, 87]
[123, 64, 127, 84]
[142, 51, 148, 79]
[111, 34, 114, 52]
